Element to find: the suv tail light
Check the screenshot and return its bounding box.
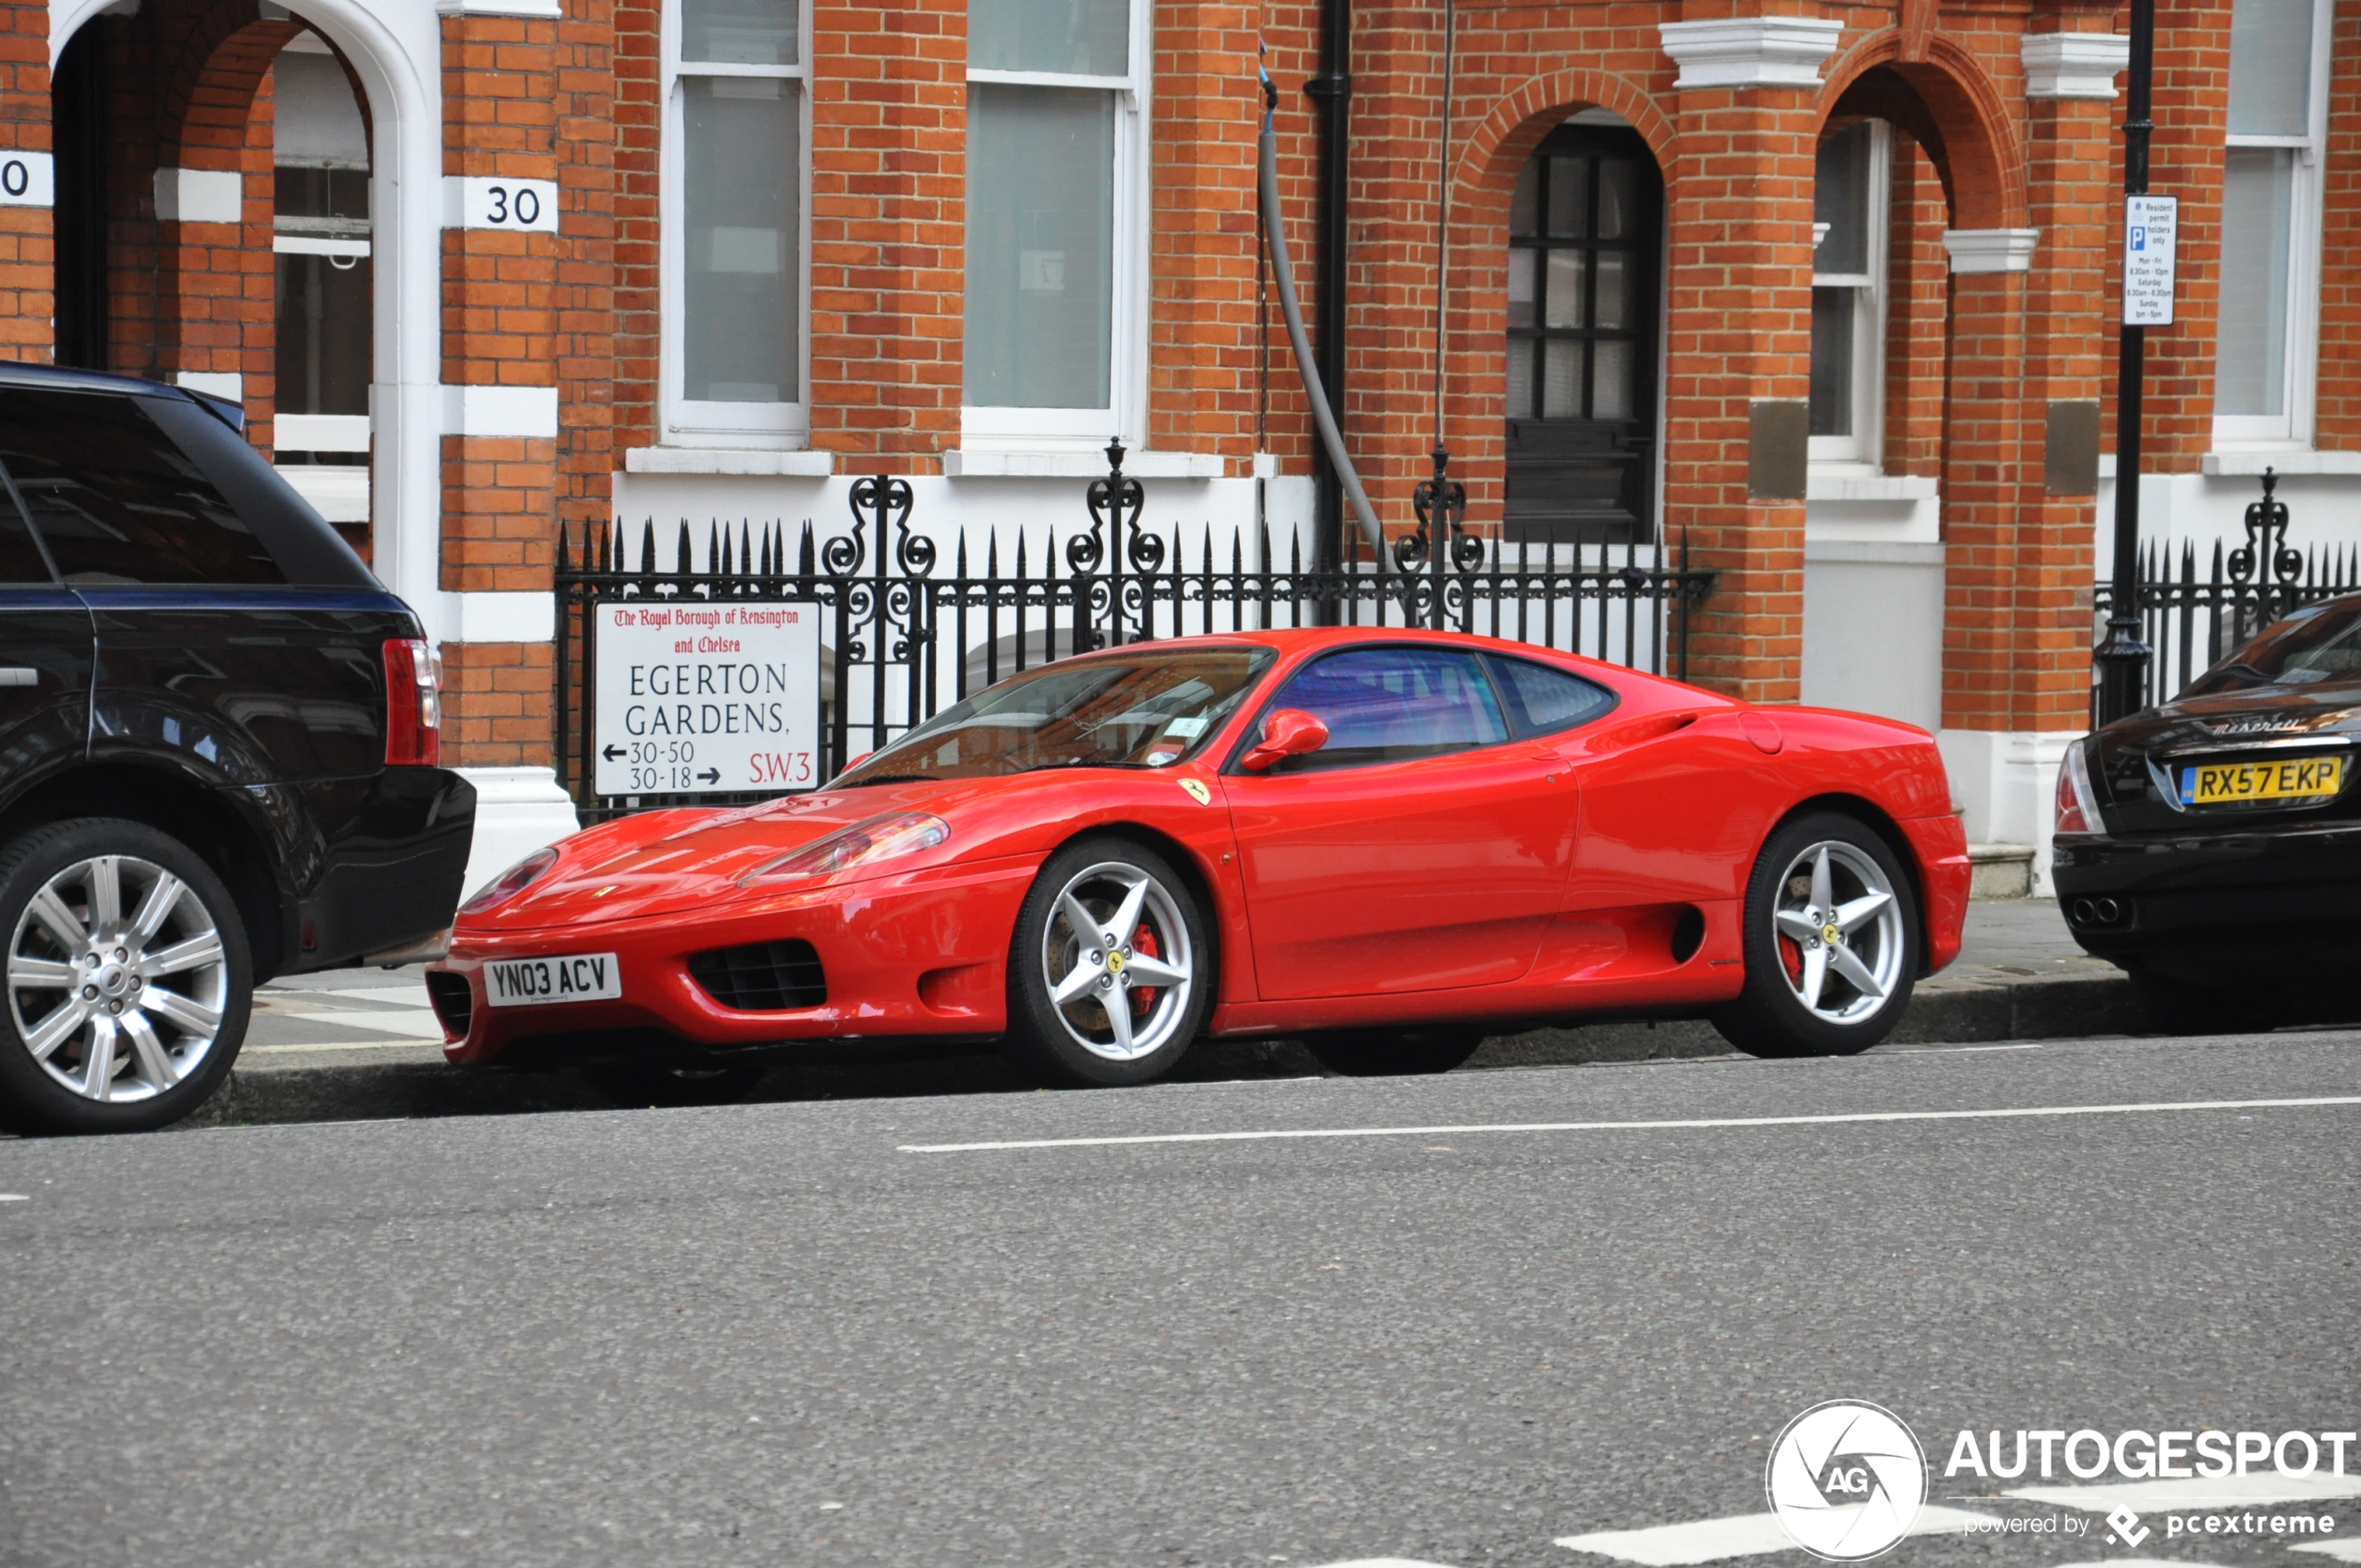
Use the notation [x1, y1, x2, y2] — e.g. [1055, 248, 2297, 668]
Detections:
[383, 638, 442, 766]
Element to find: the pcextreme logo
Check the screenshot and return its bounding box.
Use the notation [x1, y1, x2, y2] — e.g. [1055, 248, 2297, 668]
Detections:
[1764, 1401, 1929, 1561]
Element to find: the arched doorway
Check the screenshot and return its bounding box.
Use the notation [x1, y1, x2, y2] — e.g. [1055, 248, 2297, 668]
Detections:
[1504, 120, 1663, 546]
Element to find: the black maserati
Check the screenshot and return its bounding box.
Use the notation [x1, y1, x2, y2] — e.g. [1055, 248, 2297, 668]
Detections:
[2054, 592, 2361, 1032]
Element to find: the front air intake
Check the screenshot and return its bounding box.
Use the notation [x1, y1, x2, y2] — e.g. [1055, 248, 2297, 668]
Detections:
[426, 970, 474, 1039]
[688, 940, 827, 1011]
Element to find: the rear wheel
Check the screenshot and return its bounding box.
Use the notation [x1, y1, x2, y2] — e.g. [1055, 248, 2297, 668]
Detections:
[0, 819, 251, 1135]
[1003, 837, 1213, 1087]
[1302, 1026, 1486, 1077]
[582, 1061, 766, 1107]
[1713, 813, 1918, 1059]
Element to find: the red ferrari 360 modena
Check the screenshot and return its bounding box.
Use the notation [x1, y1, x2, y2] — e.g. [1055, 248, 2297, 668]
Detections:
[428, 627, 1969, 1100]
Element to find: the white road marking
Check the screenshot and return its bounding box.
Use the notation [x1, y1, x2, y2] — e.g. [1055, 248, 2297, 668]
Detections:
[315, 984, 434, 1007]
[898, 1094, 2361, 1153]
[1307, 1560, 1464, 1568]
[2008, 1473, 2361, 1510]
[0, 1193, 27, 1202]
[281, 1008, 446, 1039]
[1555, 1504, 1993, 1564]
[2293, 1542, 2361, 1562]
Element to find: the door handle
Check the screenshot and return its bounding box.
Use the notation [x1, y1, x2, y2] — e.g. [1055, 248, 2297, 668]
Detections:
[0, 667, 36, 687]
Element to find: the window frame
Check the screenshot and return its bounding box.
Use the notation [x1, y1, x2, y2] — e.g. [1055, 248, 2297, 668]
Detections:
[2212, 0, 2335, 448]
[957, 0, 1151, 452]
[1808, 119, 1891, 470]
[660, 0, 813, 451]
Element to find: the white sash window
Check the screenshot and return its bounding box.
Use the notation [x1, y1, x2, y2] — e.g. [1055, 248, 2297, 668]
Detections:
[2214, 0, 2332, 445]
[960, 0, 1147, 450]
[664, 0, 811, 448]
[1808, 120, 1890, 469]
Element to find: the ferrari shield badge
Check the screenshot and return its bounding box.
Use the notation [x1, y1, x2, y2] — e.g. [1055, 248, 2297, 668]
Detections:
[1179, 779, 1213, 805]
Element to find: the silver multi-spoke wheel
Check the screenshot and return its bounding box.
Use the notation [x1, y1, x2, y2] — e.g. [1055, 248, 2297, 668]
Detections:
[1769, 840, 1906, 1025]
[8, 854, 229, 1103]
[1040, 860, 1196, 1062]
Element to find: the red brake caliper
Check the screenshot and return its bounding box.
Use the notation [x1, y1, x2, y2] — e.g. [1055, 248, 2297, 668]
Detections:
[1131, 927, 1160, 1017]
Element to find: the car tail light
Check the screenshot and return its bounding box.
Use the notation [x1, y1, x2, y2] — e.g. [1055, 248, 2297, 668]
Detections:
[458, 846, 560, 916]
[384, 638, 442, 766]
[2055, 739, 2104, 835]
[740, 811, 949, 886]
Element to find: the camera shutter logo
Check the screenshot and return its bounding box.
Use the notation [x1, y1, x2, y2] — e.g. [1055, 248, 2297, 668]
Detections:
[1764, 1400, 1929, 1561]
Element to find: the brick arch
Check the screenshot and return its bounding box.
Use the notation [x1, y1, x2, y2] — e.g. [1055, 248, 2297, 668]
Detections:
[159, 10, 305, 170]
[1817, 29, 2028, 231]
[1454, 70, 1676, 210]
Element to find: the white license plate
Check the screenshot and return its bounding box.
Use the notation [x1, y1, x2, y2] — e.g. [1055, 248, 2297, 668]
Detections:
[483, 953, 623, 1008]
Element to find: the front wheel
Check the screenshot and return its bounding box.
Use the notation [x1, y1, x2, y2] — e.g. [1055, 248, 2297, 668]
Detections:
[1303, 1026, 1486, 1077]
[0, 819, 252, 1135]
[1712, 813, 1918, 1059]
[1003, 837, 1214, 1087]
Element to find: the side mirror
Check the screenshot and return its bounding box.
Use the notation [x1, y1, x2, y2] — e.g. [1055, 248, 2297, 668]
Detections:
[1238, 708, 1329, 772]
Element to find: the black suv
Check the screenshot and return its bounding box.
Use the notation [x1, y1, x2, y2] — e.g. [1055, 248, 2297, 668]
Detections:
[0, 362, 475, 1134]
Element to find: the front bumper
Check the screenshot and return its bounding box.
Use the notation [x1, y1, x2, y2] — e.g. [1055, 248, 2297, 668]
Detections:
[429, 854, 1040, 1066]
[2051, 824, 2361, 977]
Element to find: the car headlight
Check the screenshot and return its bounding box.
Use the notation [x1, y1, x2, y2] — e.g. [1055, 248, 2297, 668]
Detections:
[458, 846, 560, 915]
[740, 812, 950, 886]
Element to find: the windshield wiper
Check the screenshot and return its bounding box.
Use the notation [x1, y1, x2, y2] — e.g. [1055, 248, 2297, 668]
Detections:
[839, 772, 937, 786]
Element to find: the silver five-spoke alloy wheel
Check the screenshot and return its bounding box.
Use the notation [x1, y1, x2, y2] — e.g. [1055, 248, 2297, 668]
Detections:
[1039, 860, 1195, 1061]
[8, 854, 230, 1102]
[1769, 839, 1906, 1025]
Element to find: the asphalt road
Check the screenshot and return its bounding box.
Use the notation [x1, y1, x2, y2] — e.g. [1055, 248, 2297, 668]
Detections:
[3, 1029, 2357, 1568]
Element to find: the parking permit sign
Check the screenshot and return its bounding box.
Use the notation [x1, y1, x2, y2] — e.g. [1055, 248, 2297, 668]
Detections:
[2123, 195, 2178, 326]
[594, 602, 824, 796]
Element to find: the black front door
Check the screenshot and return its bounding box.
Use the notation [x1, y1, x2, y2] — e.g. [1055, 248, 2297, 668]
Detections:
[1504, 124, 1663, 547]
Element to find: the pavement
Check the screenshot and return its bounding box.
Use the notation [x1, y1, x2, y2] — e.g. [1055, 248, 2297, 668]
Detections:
[3, 1027, 2356, 1567]
[195, 900, 2138, 1128]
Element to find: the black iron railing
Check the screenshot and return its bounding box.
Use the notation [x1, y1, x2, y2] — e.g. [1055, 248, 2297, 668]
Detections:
[2091, 470, 2361, 721]
[552, 456, 1716, 821]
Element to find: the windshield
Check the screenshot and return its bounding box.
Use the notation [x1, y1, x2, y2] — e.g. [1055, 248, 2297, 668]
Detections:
[2184, 598, 2361, 697]
[834, 645, 1274, 784]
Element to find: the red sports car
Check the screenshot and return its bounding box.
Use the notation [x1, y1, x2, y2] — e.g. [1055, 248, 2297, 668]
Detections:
[427, 628, 1969, 1100]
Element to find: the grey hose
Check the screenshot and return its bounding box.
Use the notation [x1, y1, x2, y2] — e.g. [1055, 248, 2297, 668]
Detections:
[1259, 75, 1391, 570]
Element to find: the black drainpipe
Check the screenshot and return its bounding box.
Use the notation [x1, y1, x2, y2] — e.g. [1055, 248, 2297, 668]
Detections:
[1303, 0, 1351, 580]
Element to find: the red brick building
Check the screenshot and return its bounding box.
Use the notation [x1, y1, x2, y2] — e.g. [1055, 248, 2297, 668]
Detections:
[0, 0, 2348, 889]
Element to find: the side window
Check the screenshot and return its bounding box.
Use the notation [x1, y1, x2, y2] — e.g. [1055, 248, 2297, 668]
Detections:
[1259, 648, 1508, 771]
[1487, 654, 1616, 737]
[0, 463, 59, 584]
[0, 389, 286, 586]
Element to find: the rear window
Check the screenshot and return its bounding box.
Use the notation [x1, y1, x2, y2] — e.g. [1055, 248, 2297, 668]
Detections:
[2184, 598, 2361, 697]
[0, 387, 375, 588]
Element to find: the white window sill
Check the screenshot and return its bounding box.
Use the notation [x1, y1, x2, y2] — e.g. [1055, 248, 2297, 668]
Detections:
[1804, 469, 1939, 502]
[2198, 449, 2361, 476]
[943, 448, 1223, 479]
[622, 447, 836, 477]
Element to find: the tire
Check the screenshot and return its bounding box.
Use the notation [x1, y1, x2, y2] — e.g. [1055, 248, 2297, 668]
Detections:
[1003, 836, 1215, 1087]
[2127, 966, 2279, 1036]
[0, 819, 252, 1136]
[1712, 812, 1919, 1060]
[582, 1061, 767, 1108]
[1303, 1026, 1486, 1076]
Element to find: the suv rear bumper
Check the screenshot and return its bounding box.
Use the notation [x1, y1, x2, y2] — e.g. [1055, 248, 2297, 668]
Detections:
[273, 766, 477, 973]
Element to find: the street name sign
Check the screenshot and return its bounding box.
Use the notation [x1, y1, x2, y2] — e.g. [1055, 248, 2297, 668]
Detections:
[2123, 194, 2178, 326]
[593, 601, 824, 795]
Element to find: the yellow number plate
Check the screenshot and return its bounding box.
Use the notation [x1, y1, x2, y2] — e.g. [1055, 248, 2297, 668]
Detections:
[2179, 754, 2347, 806]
